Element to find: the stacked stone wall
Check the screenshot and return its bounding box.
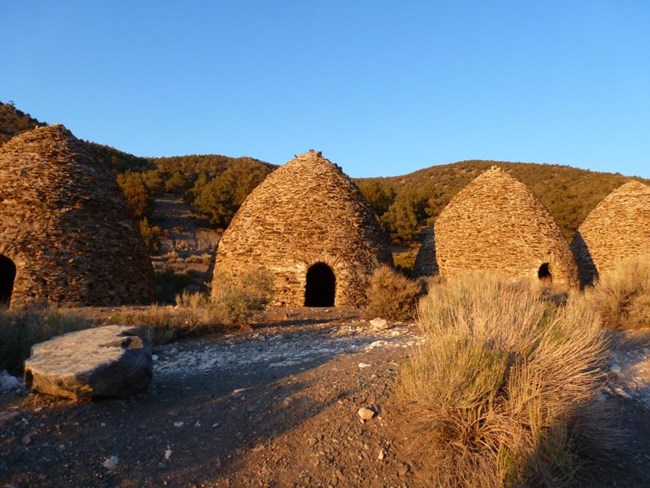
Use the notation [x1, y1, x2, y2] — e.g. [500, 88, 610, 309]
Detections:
[412, 227, 439, 277]
[0, 125, 154, 307]
[212, 150, 393, 307]
[434, 167, 578, 287]
[571, 180, 650, 285]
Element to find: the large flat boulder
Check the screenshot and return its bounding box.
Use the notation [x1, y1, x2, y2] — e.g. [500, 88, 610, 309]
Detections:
[24, 326, 152, 400]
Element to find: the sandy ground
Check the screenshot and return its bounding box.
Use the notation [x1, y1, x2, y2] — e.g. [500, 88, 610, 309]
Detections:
[2, 310, 650, 487]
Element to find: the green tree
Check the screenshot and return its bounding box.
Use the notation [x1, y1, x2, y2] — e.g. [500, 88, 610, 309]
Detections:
[356, 180, 396, 217]
[143, 169, 165, 195]
[381, 191, 429, 242]
[192, 162, 268, 228]
[164, 171, 189, 194]
[116, 171, 155, 218]
[139, 217, 162, 254]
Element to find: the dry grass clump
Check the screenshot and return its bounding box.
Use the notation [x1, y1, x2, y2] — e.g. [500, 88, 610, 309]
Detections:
[587, 255, 650, 329]
[0, 307, 91, 372]
[114, 268, 274, 344]
[364, 265, 424, 321]
[400, 273, 608, 487]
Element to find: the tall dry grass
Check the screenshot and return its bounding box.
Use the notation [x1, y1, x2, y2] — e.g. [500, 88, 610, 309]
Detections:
[114, 267, 274, 344]
[400, 273, 609, 487]
[587, 255, 650, 330]
[0, 307, 92, 372]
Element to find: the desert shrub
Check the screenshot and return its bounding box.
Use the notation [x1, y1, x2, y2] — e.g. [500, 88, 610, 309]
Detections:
[392, 248, 418, 276]
[0, 307, 92, 372]
[587, 255, 650, 329]
[211, 268, 275, 326]
[400, 273, 608, 487]
[154, 266, 194, 303]
[114, 268, 274, 344]
[364, 265, 423, 321]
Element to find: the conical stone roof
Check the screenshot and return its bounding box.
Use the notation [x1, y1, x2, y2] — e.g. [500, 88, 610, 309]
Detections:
[412, 227, 439, 277]
[571, 180, 650, 285]
[211, 150, 393, 307]
[0, 125, 154, 307]
[434, 166, 578, 287]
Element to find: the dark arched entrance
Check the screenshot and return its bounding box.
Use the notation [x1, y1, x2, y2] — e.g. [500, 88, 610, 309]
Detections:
[0, 255, 16, 307]
[538, 262, 552, 281]
[305, 263, 335, 307]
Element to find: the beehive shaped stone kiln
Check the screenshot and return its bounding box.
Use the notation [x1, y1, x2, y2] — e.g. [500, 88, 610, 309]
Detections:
[211, 150, 393, 307]
[412, 227, 439, 277]
[571, 180, 650, 285]
[434, 166, 578, 287]
[0, 125, 155, 307]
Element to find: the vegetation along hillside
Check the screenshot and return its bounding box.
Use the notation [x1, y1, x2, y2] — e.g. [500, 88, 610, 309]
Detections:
[2, 100, 647, 251]
[357, 161, 649, 244]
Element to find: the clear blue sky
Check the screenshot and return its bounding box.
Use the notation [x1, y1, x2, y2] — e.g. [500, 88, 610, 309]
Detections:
[2, 1, 649, 178]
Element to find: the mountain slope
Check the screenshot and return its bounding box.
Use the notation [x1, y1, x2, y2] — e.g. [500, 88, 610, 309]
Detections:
[357, 160, 649, 242]
[2, 101, 646, 244]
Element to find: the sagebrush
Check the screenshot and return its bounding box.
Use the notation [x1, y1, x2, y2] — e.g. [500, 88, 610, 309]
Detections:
[587, 255, 650, 329]
[364, 265, 423, 321]
[115, 267, 274, 344]
[400, 273, 609, 487]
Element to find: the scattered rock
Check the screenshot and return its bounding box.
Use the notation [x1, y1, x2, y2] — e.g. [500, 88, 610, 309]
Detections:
[614, 387, 631, 399]
[164, 446, 173, 460]
[398, 463, 410, 476]
[102, 455, 119, 470]
[357, 407, 376, 420]
[21, 434, 31, 445]
[0, 370, 23, 391]
[24, 326, 153, 400]
[173, 421, 184, 428]
[358, 363, 371, 369]
[378, 448, 386, 460]
[369, 318, 389, 330]
[0, 411, 20, 428]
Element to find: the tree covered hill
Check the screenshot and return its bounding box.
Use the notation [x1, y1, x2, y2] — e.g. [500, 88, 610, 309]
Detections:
[0, 101, 47, 145]
[2, 100, 647, 248]
[356, 160, 649, 243]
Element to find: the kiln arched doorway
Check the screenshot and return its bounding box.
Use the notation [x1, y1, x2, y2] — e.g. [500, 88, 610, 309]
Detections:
[0, 255, 16, 307]
[304, 263, 336, 307]
[538, 262, 552, 282]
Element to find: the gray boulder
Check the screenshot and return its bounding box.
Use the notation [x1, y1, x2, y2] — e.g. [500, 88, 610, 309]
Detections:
[24, 326, 152, 400]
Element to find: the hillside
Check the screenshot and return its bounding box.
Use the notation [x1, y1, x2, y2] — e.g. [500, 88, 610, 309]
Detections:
[0, 102, 47, 145]
[357, 160, 650, 243]
[2, 100, 647, 247]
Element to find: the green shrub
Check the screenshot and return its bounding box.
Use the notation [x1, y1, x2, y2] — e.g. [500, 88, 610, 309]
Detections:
[0, 307, 92, 372]
[588, 255, 650, 329]
[211, 268, 275, 326]
[364, 265, 423, 321]
[400, 273, 608, 487]
[154, 266, 194, 303]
